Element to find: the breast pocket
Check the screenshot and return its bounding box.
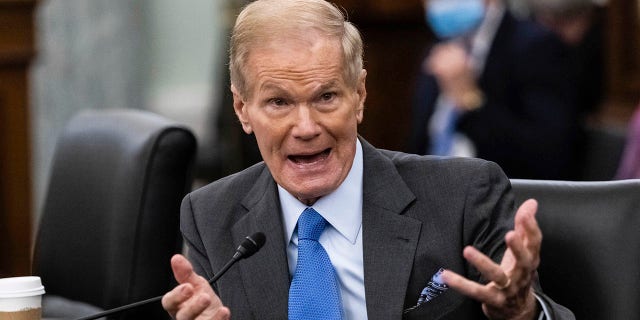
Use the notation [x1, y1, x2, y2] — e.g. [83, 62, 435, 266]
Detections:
[402, 290, 467, 320]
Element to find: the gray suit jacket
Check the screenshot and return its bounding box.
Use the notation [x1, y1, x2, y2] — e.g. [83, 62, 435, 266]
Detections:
[181, 138, 574, 319]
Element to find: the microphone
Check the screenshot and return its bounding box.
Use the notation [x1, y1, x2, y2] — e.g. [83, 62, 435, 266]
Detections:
[208, 232, 266, 285]
[75, 232, 266, 320]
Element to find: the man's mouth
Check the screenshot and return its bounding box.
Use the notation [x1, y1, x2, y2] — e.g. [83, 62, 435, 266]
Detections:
[288, 148, 331, 164]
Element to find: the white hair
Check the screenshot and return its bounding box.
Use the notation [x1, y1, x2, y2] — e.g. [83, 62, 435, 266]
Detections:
[229, 0, 364, 96]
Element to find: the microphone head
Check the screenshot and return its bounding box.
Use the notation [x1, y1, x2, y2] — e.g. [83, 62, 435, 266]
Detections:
[235, 232, 266, 259]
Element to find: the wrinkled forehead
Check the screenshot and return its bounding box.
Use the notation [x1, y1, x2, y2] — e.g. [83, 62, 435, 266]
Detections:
[241, 32, 347, 91]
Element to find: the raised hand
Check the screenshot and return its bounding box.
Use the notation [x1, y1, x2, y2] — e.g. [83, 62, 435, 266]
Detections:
[441, 199, 542, 320]
[162, 254, 231, 320]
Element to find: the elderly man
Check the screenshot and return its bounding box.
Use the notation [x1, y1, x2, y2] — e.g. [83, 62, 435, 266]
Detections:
[162, 0, 574, 319]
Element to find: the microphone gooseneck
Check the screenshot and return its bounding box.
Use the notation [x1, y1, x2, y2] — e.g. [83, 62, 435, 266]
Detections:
[209, 232, 267, 284]
[74, 232, 266, 320]
[233, 232, 266, 260]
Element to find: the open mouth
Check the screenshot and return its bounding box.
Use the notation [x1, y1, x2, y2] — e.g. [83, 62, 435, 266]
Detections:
[288, 148, 331, 165]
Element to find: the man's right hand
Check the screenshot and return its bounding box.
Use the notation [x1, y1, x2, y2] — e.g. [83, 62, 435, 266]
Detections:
[426, 42, 483, 111]
[162, 254, 231, 320]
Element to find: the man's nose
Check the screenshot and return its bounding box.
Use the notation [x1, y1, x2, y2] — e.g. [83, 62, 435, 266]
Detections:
[291, 105, 321, 139]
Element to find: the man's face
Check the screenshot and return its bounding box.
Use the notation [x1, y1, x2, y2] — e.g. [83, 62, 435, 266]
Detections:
[232, 31, 366, 205]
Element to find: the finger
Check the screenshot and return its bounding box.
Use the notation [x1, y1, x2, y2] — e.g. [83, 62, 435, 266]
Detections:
[504, 230, 536, 277]
[510, 200, 540, 262]
[171, 254, 212, 289]
[504, 232, 537, 288]
[516, 199, 542, 254]
[507, 231, 539, 271]
[170, 254, 218, 300]
[171, 254, 196, 284]
[212, 306, 231, 320]
[504, 230, 527, 263]
[162, 283, 195, 317]
[174, 293, 212, 320]
[441, 269, 505, 306]
[462, 246, 509, 287]
[514, 199, 538, 236]
[175, 295, 231, 320]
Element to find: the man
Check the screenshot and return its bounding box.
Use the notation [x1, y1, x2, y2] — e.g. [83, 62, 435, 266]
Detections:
[528, 0, 605, 120]
[162, 0, 574, 319]
[409, 0, 582, 180]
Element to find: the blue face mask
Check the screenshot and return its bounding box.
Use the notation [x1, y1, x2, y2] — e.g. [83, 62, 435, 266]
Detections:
[426, 0, 485, 39]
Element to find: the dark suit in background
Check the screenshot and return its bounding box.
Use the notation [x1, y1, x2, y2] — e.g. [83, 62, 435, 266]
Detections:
[409, 11, 582, 180]
[180, 139, 574, 319]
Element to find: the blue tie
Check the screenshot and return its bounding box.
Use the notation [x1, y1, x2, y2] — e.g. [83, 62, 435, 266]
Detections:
[430, 104, 458, 156]
[288, 207, 342, 319]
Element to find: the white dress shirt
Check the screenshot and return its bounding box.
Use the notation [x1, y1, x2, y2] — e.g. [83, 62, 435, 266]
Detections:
[279, 139, 366, 320]
[278, 138, 550, 319]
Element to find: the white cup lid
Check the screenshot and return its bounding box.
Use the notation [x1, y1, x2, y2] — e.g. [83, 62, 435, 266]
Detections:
[0, 276, 45, 298]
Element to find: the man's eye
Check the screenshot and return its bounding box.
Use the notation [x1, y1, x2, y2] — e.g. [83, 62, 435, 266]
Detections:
[269, 98, 287, 106]
[320, 92, 335, 102]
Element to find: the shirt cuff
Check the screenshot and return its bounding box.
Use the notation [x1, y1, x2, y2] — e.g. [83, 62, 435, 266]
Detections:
[534, 293, 551, 320]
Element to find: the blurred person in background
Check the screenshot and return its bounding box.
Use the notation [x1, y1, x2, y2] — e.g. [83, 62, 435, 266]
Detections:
[528, 0, 606, 118]
[409, 0, 583, 180]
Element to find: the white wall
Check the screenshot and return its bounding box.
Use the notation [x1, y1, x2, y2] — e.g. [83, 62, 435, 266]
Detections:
[143, 0, 225, 142]
[30, 0, 227, 227]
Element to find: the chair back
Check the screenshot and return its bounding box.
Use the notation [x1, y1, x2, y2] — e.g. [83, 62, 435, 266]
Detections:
[510, 179, 640, 320]
[580, 124, 626, 180]
[33, 108, 196, 319]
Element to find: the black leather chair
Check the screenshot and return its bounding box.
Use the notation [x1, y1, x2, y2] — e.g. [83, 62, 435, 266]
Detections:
[33, 108, 197, 319]
[510, 179, 640, 320]
[580, 124, 627, 180]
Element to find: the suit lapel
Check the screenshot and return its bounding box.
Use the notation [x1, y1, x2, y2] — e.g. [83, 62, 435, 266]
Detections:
[231, 167, 290, 319]
[360, 140, 422, 320]
[225, 140, 425, 319]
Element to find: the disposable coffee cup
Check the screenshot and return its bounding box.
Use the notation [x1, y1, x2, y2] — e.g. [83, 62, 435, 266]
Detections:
[0, 276, 45, 320]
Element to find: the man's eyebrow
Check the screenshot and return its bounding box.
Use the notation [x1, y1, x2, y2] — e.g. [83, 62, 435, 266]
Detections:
[317, 80, 340, 91]
[258, 82, 288, 95]
[258, 80, 342, 94]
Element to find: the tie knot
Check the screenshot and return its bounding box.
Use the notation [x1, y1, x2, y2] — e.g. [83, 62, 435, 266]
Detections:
[297, 208, 326, 241]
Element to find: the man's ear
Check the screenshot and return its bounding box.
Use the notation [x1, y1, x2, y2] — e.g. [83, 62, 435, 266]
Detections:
[355, 69, 367, 124]
[231, 84, 253, 134]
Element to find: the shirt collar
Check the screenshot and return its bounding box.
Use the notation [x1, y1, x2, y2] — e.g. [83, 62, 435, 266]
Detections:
[280, 138, 364, 246]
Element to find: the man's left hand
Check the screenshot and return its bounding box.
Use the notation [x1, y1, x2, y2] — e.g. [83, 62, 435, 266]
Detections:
[441, 199, 542, 320]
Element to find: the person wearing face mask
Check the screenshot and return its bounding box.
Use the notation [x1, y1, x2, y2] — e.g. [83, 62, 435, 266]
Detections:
[409, 0, 583, 180]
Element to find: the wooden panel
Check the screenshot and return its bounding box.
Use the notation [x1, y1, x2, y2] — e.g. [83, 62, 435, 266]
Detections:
[600, 0, 640, 125]
[334, 0, 431, 151]
[358, 25, 431, 151]
[607, 0, 640, 100]
[0, 0, 34, 63]
[337, 0, 424, 23]
[0, 0, 36, 277]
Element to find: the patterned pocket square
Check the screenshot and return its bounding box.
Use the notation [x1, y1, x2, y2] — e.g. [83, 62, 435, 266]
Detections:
[403, 268, 449, 314]
[417, 268, 448, 304]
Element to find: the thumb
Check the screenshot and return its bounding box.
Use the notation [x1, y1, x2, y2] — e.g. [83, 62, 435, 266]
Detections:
[171, 254, 198, 284]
